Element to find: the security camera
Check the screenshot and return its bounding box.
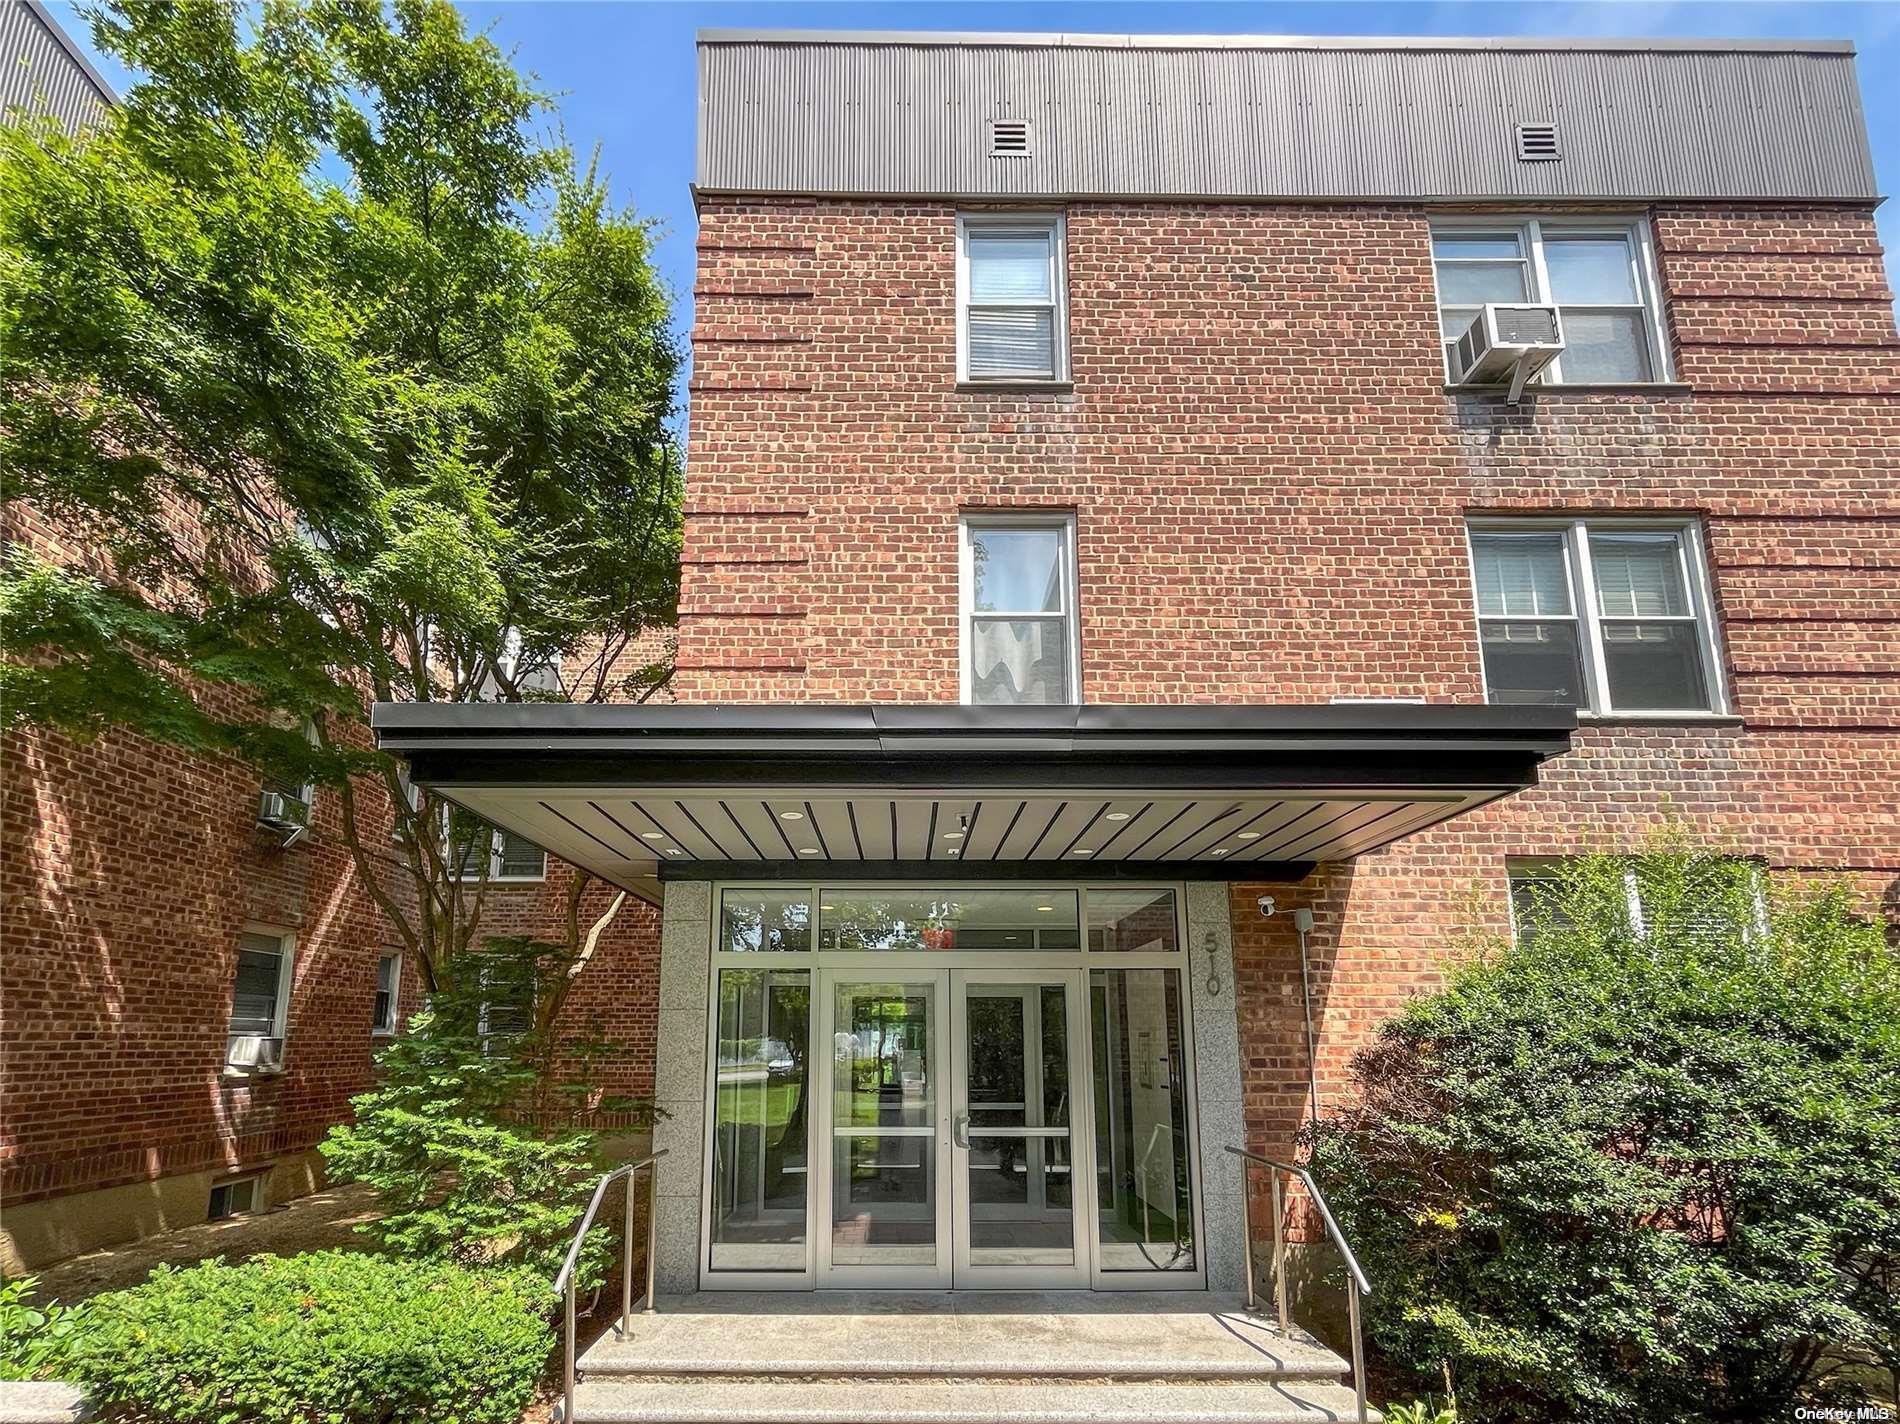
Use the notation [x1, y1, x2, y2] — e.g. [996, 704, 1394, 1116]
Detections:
[1256, 896, 1276, 918]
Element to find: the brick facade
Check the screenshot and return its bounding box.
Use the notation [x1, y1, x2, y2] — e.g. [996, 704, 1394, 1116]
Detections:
[0, 487, 662, 1266]
[677, 195, 1899, 1158]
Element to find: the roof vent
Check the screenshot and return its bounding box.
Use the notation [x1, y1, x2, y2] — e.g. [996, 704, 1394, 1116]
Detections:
[988, 118, 1032, 158]
[1516, 123, 1561, 162]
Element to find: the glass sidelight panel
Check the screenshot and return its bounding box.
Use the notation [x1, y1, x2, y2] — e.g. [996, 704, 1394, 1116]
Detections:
[963, 983, 1075, 1266]
[1090, 968, 1196, 1273]
[830, 980, 939, 1267]
[709, 969, 810, 1271]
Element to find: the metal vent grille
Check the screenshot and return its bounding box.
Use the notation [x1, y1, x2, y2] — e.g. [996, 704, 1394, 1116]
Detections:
[988, 118, 1032, 157]
[1516, 123, 1561, 161]
[1493, 305, 1562, 345]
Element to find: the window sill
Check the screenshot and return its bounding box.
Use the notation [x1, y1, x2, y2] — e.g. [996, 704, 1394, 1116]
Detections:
[1575, 711, 1743, 727]
[221, 1066, 285, 1083]
[956, 379, 1074, 394]
[1446, 381, 1691, 396]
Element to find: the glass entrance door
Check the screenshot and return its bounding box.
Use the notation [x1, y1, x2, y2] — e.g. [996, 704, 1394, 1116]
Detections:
[819, 975, 951, 1286]
[950, 970, 1089, 1288]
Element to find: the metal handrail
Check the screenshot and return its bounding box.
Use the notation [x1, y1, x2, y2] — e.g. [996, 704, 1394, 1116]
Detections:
[1225, 1145, 1371, 1424]
[554, 1151, 667, 1424]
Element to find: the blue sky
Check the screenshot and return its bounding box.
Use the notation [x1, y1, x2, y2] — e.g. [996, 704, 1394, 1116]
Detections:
[50, 0, 1900, 353]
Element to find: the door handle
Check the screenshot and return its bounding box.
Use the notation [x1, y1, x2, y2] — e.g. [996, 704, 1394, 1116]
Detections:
[952, 1113, 970, 1149]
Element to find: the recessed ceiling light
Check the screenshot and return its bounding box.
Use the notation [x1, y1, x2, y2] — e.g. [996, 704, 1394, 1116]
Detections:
[640, 831, 665, 840]
[799, 847, 819, 855]
[1105, 811, 1131, 821]
[1210, 848, 1230, 857]
[1036, 905, 1054, 912]
[779, 810, 804, 821]
[944, 831, 964, 839]
[1237, 831, 1261, 840]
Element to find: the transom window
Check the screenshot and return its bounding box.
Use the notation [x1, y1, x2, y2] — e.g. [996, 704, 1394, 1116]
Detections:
[718, 886, 1179, 957]
[1467, 519, 1725, 715]
[956, 214, 1068, 383]
[1432, 220, 1668, 385]
[959, 515, 1079, 706]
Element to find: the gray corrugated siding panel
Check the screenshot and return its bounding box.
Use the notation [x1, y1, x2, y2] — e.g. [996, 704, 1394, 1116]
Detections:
[2, 1, 109, 133]
[697, 41, 1879, 202]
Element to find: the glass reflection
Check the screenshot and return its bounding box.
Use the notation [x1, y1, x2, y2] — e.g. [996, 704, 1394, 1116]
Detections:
[819, 889, 1079, 952]
[1090, 968, 1196, 1272]
[966, 983, 1074, 1265]
[831, 981, 938, 1266]
[709, 969, 809, 1271]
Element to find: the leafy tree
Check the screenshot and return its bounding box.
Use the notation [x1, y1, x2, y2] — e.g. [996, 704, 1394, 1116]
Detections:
[1307, 841, 1900, 1422]
[0, 0, 681, 998]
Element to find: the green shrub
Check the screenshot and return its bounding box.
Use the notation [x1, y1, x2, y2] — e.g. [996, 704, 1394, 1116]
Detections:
[1308, 843, 1900, 1423]
[322, 936, 650, 1285]
[0, 1277, 86, 1380]
[68, 1251, 550, 1423]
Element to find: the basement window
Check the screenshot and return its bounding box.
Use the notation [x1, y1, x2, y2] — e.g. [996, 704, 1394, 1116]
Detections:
[208, 1173, 264, 1221]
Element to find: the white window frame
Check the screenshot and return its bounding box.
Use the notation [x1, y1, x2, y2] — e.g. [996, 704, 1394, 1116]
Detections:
[208, 1171, 268, 1221]
[444, 815, 548, 883]
[1507, 857, 1767, 944]
[1466, 516, 1728, 718]
[228, 925, 295, 1056]
[372, 951, 401, 1036]
[1431, 217, 1672, 385]
[955, 212, 1070, 385]
[958, 512, 1082, 707]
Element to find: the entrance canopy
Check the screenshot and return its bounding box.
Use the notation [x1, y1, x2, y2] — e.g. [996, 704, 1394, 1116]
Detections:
[373, 703, 1574, 902]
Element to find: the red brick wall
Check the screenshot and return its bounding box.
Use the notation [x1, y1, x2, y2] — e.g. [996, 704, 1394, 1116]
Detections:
[679, 195, 1900, 1155]
[0, 490, 663, 1223]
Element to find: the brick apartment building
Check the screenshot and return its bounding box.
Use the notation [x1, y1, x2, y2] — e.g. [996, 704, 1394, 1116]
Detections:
[0, 0, 662, 1272]
[5, 16, 1898, 1397]
[380, 30, 1898, 1358]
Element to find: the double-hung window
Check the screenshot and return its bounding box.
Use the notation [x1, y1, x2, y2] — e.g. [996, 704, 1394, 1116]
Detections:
[960, 514, 1079, 705]
[1468, 519, 1725, 715]
[1508, 857, 1766, 947]
[957, 214, 1068, 383]
[449, 819, 547, 882]
[372, 952, 401, 1036]
[228, 928, 293, 1069]
[1432, 220, 1669, 384]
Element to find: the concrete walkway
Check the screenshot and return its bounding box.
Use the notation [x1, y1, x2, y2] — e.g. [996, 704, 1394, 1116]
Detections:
[23, 1183, 382, 1303]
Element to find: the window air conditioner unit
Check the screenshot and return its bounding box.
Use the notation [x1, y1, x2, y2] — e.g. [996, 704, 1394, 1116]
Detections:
[226, 1035, 282, 1074]
[1452, 303, 1565, 403]
[256, 789, 310, 845]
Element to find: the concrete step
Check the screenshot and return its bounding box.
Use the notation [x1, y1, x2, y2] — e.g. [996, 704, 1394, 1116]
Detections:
[0, 1382, 90, 1423]
[565, 1378, 1380, 1424]
[580, 1305, 1350, 1382]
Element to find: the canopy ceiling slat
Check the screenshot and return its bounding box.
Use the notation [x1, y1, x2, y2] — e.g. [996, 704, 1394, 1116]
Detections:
[373, 703, 1576, 903]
